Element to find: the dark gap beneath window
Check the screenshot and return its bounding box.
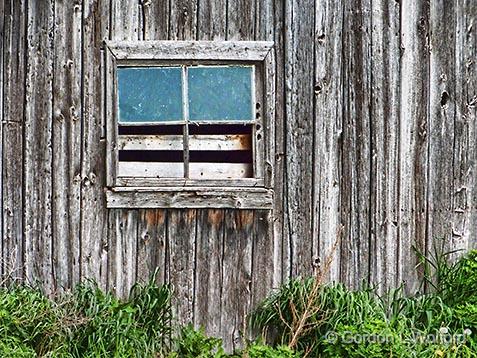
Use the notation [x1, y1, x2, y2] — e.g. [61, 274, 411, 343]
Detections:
[189, 150, 252, 163]
[119, 150, 184, 162]
[188, 124, 253, 135]
[119, 125, 184, 135]
[119, 124, 253, 135]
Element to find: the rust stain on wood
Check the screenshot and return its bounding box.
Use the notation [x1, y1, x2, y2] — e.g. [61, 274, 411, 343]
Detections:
[207, 209, 224, 225]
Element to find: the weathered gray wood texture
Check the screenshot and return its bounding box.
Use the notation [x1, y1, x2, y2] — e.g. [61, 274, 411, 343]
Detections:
[1, 0, 477, 348]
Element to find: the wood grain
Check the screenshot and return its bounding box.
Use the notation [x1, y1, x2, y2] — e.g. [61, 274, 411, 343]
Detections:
[137, 209, 167, 285]
[284, 0, 315, 277]
[118, 162, 252, 179]
[399, 0, 430, 293]
[108, 209, 138, 297]
[313, 0, 345, 283]
[427, 0, 457, 269]
[167, 209, 196, 325]
[106, 187, 273, 209]
[221, 210, 253, 350]
[2, 0, 27, 281]
[369, 0, 401, 293]
[107, 40, 273, 62]
[51, 0, 82, 290]
[194, 209, 225, 335]
[118, 134, 252, 151]
[24, 0, 55, 292]
[340, 0, 373, 290]
[453, 0, 477, 254]
[81, 0, 110, 288]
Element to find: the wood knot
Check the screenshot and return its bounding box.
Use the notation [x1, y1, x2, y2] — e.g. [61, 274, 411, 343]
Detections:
[440, 91, 449, 107]
[317, 33, 325, 44]
[314, 83, 323, 95]
[55, 111, 65, 122]
[62, 59, 73, 69]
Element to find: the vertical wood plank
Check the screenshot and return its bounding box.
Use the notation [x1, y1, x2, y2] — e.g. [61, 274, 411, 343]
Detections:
[399, 0, 430, 293]
[250, 0, 279, 315]
[428, 1, 457, 259]
[163, 0, 199, 329]
[255, 0, 274, 42]
[137, 209, 167, 285]
[52, 0, 83, 290]
[194, 209, 224, 335]
[141, 0, 169, 40]
[221, 2, 258, 350]
[369, 0, 401, 293]
[227, 0, 255, 40]
[197, 0, 226, 40]
[2, 123, 23, 280]
[250, 210, 274, 307]
[221, 210, 253, 351]
[272, 0, 287, 283]
[24, 0, 55, 291]
[313, 0, 344, 283]
[167, 209, 196, 325]
[170, 0, 197, 41]
[284, 0, 315, 277]
[111, 0, 140, 41]
[340, 0, 372, 290]
[453, 0, 477, 253]
[193, 0, 226, 338]
[138, 0, 170, 290]
[2, 0, 27, 281]
[0, 0, 4, 279]
[106, 0, 141, 297]
[108, 210, 138, 297]
[81, 0, 110, 289]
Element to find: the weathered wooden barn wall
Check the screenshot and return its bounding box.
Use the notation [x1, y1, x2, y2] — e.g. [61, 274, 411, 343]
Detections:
[1, 0, 477, 349]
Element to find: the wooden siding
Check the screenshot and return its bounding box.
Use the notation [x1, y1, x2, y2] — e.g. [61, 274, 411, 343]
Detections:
[1, 0, 477, 350]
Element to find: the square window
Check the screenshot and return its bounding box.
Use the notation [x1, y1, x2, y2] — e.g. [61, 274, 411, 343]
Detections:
[188, 66, 253, 121]
[104, 41, 275, 209]
[117, 67, 183, 123]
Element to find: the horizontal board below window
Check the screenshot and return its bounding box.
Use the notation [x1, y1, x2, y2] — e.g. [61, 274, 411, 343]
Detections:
[118, 134, 252, 151]
[115, 177, 264, 187]
[118, 162, 252, 179]
[106, 187, 274, 209]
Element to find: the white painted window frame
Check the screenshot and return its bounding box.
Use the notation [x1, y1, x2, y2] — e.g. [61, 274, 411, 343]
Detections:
[103, 40, 275, 209]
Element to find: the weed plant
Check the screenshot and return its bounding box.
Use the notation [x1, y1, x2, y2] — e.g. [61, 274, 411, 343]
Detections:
[250, 248, 477, 357]
[1, 247, 477, 357]
[0, 274, 172, 357]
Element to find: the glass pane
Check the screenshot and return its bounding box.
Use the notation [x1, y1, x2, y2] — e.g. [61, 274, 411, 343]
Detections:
[188, 66, 253, 121]
[118, 67, 183, 123]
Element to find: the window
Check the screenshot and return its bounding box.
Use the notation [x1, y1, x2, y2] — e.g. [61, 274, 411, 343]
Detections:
[117, 65, 254, 179]
[104, 41, 275, 209]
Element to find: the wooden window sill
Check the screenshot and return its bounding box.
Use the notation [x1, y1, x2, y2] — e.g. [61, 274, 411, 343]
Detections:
[105, 186, 273, 209]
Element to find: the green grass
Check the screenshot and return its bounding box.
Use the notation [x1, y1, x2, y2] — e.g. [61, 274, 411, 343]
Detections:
[1, 247, 477, 357]
[0, 274, 173, 357]
[0, 277, 296, 357]
[250, 248, 477, 357]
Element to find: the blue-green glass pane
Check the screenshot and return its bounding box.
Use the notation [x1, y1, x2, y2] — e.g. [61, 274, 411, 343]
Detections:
[118, 67, 183, 123]
[188, 66, 253, 121]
